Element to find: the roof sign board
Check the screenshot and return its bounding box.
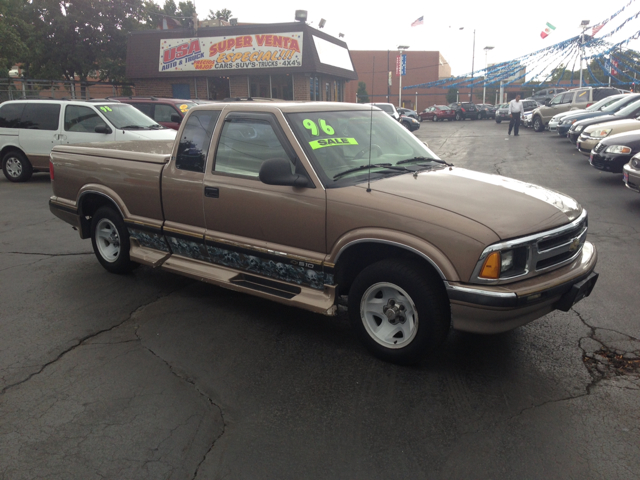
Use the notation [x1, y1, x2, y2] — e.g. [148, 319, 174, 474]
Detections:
[159, 32, 304, 72]
[312, 35, 354, 72]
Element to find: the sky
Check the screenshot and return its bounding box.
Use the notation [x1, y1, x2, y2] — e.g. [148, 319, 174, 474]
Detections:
[191, 0, 640, 79]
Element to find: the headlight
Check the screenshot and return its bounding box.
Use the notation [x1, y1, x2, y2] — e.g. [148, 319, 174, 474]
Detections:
[590, 128, 612, 139]
[478, 247, 528, 279]
[574, 125, 584, 133]
[604, 145, 632, 154]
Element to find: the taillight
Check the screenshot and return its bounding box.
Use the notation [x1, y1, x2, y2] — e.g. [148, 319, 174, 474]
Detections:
[586, 103, 593, 108]
[461, 107, 466, 112]
[49, 160, 54, 180]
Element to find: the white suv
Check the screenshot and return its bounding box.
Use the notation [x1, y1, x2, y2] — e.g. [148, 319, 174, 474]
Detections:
[0, 99, 176, 182]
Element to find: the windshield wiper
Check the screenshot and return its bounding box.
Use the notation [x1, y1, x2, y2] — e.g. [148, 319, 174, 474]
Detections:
[397, 156, 453, 167]
[147, 124, 163, 129]
[333, 163, 411, 180]
[120, 125, 144, 129]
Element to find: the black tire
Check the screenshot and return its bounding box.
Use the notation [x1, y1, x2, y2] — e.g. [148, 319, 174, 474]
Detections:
[90, 206, 138, 274]
[477, 112, 482, 120]
[402, 121, 411, 130]
[2, 150, 33, 182]
[455, 112, 462, 121]
[348, 259, 450, 365]
[496, 119, 502, 124]
[533, 116, 545, 132]
[432, 115, 438, 122]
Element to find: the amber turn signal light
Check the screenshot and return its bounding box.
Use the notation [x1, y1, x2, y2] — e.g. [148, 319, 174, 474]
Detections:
[479, 251, 501, 279]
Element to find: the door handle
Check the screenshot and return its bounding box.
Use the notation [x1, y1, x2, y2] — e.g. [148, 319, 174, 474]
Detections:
[204, 186, 219, 198]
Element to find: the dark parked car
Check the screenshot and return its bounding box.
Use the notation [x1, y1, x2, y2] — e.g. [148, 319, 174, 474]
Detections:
[568, 98, 640, 145]
[556, 94, 640, 136]
[399, 114, 420, 131]
[113, 97, 197, 130]
[420, 105, 456, 122]
[589, 130, 640, 173]
[448, 102, 479, 120]
[397, 108, 420, 122]
[476, 103, 497, 119]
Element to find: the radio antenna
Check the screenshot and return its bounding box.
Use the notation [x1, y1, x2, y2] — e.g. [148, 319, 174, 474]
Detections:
[367, 57, 375, 193]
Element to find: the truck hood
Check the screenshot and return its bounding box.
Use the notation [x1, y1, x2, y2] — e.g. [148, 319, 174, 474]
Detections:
[368, 167, 581, 240]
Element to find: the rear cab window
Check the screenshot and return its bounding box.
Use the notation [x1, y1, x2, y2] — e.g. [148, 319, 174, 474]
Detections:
[176, 110, 221, 172]
[0, 103, 25, 128]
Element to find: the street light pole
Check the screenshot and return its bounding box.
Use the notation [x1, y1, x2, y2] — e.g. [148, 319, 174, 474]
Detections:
[579, 20, 590, 88]
[483, 46, 494, 104]
[470, 29, 476, 102]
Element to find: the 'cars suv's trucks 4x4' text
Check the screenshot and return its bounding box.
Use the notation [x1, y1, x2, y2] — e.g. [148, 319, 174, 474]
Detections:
[49, 102, 599, 364]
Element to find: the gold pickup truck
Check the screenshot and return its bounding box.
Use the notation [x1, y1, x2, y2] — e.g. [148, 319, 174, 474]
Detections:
[49, 102, 598, 364]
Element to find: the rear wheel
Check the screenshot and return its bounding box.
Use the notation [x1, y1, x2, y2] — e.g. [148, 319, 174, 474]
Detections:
[455, 112, 462, 121]
[90, 206, 138, 274]
[2, 150, 33, 182]
[432, 115, 438, 122]
[477, 112, 482, 120]
[348, 259, 450, 365]
[496, 119, 502, 124]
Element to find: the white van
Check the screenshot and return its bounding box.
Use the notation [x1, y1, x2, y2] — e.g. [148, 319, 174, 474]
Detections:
[0, 100, 177, 182]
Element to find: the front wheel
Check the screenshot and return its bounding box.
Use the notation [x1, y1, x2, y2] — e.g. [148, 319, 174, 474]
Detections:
[496, 119, 502, 124]
[533, 116, 545, 132]
[90, 206, 138, 274]
[455, 112, 462, 121]
[348, 259, 450, 365]
[432, 115, 438, 122]
[2, 150, 33, 182]
[477, 113, 482, 120]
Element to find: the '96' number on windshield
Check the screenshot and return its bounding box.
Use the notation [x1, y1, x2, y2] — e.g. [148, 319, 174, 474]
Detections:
[303, 119, 334, 136]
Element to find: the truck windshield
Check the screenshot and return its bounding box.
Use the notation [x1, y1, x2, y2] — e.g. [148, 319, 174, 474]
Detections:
[94, 104, 163, 129]
[287, 110, 443, 187]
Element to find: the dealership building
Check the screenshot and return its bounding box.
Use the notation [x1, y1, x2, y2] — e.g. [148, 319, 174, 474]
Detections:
[125, 22, 358, 101]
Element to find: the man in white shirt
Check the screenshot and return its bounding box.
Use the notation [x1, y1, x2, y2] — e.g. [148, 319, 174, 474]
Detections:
[508, 95, 524, 136]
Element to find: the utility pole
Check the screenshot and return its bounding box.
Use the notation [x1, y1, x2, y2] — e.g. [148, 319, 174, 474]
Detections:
[470, 29, 476, 102]
[579, 20, 590, 88]
[483, 46, 494, 104]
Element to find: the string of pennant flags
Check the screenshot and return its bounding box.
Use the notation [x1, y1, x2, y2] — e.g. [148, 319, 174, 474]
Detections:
[404, 3, 640, 91]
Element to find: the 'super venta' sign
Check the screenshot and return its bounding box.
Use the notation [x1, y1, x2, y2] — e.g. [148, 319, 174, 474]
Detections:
[159, 32, 303, 72]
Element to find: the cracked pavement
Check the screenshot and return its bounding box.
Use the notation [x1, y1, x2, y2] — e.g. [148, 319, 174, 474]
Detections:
[1, 120, 639, 479]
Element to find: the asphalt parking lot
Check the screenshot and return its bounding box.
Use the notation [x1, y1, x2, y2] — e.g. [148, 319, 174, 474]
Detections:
[1, 118, 639, 480]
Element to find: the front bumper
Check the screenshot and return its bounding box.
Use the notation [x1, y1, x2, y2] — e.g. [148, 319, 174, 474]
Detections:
[557, 124, 573, 136]
[589, 151, 632, 173]
[577, 135, 598, 155]
[447, 241, 598, 333]
[548, 120, 559, 131]
[623, 162, 640, 192]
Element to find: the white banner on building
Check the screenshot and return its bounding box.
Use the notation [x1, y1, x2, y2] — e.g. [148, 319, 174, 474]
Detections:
[159, 32, 303, 72]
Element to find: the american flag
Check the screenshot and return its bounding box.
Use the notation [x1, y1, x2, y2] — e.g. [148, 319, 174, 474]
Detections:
[411, 16, 424, 27]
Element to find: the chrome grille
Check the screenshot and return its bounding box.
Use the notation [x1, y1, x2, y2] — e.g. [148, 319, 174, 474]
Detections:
[594, 142, 605, 153]
[472, 210, 588, 285]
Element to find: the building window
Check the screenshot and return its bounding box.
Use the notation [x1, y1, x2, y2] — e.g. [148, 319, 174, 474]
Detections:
[325, 82, 331, 101]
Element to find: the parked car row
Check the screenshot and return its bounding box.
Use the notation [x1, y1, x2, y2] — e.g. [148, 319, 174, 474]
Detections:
[514, 87, 640, 195]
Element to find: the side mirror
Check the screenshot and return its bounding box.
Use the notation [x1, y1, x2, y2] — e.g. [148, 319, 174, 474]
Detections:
[94, 124, 112, 134]
[170, 114, 182, 123]
[544, 100, 551, 107]
[259, 158, 309, 188]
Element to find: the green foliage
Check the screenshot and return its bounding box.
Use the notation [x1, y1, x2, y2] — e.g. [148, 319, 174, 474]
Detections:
[208, 8, 232, 20]
[0, 0, 32, 70]
[446, 87, 457, 104]
[356, 81, 369, 103]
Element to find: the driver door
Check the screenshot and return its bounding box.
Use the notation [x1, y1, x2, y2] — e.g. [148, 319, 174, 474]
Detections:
[202, 111, 327, 288]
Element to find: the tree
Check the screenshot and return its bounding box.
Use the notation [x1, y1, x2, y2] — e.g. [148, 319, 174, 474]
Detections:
[356, 81, 369, 103]
[0, 0, 32, 73]
[208, 8, 232, 20]
[446, 87, 457, 104]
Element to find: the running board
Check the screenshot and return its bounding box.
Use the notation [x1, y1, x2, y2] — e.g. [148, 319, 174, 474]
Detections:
[160, 255, 338, 316]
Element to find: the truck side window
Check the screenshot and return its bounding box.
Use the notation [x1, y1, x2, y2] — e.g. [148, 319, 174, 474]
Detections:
[214, 119, 293, 178]
[64, 106, 104, 132]
[176, 110, 220, 173]
[155, 104, 177, 123]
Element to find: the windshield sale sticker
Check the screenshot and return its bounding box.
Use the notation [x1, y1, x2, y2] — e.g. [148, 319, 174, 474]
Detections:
[159, 33, 303, 72]
[309, 138, 359, 150]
